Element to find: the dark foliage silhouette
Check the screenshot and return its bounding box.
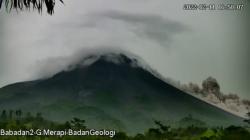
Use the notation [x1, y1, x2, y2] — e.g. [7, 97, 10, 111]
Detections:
[0, 109, 249, 140]
[0, 0, 64, 15]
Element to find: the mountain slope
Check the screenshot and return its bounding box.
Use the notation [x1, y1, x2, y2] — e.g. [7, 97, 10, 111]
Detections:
[0, 53, 244, 134]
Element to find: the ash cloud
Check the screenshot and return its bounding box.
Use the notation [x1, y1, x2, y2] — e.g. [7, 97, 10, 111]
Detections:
[168, 77, 250, 118]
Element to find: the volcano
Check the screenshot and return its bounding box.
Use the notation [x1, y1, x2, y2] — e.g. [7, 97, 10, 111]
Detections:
[0, 52, 244, 134]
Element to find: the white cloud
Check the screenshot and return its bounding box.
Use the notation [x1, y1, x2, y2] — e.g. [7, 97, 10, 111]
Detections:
[0, 0, 249, 99]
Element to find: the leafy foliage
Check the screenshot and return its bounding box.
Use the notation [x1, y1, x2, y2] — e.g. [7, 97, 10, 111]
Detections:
[0, 110, 250, 140]
[0, 0, 64, 15]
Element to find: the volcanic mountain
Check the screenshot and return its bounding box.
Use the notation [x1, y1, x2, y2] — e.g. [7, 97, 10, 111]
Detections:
[0, 52, 244, 134]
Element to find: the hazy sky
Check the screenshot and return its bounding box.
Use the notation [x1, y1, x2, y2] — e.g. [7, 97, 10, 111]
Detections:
[0, 0, 249, 98]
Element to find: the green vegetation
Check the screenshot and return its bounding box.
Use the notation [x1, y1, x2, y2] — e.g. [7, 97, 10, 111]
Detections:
[0, 110, 250, 140]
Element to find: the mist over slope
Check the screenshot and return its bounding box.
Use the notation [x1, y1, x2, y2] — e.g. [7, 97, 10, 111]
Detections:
[0, 51, 244, 134]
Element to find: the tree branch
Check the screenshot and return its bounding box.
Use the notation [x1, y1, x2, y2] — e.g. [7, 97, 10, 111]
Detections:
[0, 0, 64, 15]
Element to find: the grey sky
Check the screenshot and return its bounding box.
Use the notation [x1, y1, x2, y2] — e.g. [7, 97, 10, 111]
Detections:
[0, 0, 249, 98]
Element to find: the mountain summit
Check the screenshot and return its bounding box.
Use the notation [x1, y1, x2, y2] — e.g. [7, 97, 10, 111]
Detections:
[0, 52, 244, 134]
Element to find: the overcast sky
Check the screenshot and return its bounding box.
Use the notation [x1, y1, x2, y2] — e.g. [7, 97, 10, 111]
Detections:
[0, 0, 249, 98]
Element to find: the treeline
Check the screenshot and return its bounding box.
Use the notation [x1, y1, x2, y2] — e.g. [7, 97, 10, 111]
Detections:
[0, 109, 86, 130]
[0, 110, 250, 140]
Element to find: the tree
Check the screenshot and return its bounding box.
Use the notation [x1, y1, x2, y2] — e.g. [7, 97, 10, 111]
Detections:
[63, 121, 71, 129]
[25, 112, 33, 121]
[15, 109, 22, 119]
[154, 120, 170, 133]
[8, 110, 13, 120]
[70, 117, 86, 130]
[35, 112, 44, 121]
[134, 134, 145, 140]
[1, 110, 7, 121]
[0, 0, 64, 15]
[145, 120, 173, 139]
[113, 132, 128, 140]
